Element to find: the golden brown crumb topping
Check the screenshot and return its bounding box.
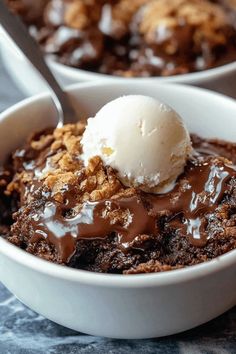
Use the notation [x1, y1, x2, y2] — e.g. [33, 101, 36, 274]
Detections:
[8, 123, 136, 209]
[64, 0, 104, 30]
[139, 0, 231, 48]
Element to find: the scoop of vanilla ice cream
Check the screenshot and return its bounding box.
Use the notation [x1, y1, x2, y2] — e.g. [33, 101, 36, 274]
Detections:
[81, 95, 192, 193]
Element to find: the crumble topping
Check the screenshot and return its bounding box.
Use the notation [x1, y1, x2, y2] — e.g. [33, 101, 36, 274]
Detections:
[63, 0, 104, 30]
[139, 0, 230, 48]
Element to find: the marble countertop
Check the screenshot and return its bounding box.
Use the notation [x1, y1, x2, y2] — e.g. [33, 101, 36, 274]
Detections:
[0, 58, 236, 354]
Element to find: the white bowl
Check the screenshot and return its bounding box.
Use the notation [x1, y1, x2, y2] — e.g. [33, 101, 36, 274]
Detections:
[0, 82, 236, 339]
[1, 26, 236, 97]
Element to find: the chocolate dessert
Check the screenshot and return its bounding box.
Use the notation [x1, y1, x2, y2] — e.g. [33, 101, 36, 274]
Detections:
[7, 0, 236, 77]
[1, 97, 236, 274]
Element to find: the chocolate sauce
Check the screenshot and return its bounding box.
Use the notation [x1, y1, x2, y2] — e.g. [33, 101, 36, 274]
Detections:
[148, 157, 236, 246]
[29, 196, 157, 262]
[27, 153, 236, 262]
[191, 134, 236, 164]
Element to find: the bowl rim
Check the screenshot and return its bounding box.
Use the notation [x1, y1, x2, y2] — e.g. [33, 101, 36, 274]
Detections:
[1, 237, 236, 287]
[50, 58, 236, 84]
[1, 81, 236, 288]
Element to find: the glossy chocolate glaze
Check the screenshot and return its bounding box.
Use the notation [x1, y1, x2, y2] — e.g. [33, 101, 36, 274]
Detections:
[147, 156, 236, 247]
[29, 196, 158, 262]
[22, 141, 236, 263]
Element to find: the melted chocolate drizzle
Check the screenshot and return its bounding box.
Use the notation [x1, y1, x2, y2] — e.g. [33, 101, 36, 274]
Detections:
[147, 157, 236, 247]
[29, 196, 157, 262]
[27, 154, 236, 263]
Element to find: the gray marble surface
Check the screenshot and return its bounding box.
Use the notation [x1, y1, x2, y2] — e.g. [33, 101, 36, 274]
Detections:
[0, 58, 236, 354]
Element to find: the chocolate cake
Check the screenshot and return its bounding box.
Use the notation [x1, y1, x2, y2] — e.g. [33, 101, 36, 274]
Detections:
[1, 122, 236, 274]
[7, 0, 236, 77]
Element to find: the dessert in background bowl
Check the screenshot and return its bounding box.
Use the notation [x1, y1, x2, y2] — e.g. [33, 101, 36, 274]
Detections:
[0, 82, 236, 338]
[1, 0, 236, 96]
[6, 0, 236, 76]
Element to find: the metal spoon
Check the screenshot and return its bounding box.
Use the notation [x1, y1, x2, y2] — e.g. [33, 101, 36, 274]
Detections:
[0, 1, 78, 127]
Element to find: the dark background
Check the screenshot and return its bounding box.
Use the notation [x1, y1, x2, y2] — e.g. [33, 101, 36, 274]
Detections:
[0, 58, 236, 354]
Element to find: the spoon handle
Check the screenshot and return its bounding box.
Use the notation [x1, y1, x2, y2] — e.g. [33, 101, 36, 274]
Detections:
[0, 1, 77, 126]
